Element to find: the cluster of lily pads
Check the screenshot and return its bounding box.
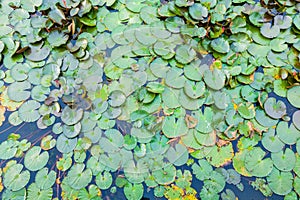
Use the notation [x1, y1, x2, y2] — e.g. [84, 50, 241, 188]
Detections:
[0, 0, 300, 199]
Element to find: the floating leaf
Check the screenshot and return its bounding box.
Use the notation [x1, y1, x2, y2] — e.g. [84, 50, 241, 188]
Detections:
[271, 148, 296, 172]
[65, 164, 92, 190]
[244, 147, 273, 177]
[124, 183, 143, 200]
[18, 100, 40, 122]
[211, 37, 230, 54]
[162, 115, 188, 138]
[61, 106, 84, 126]
[287, 86, 300, 108]
[264, 97, 286, 119]
[203, 69, 226, 90]
[56, 134, 78, 153]
[267, 168, 293, 195]
[7, 81, 31, 102]
[276, 121, 300, 145]
[35, 168, 56, 190]
[260, 23, 280, 38]
[24, 146, 49, 171]
[95, 171, 112, 190]
[3, 163, 30, 191]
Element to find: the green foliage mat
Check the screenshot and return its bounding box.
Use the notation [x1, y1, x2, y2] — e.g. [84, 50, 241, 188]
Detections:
[0, 0, 300, 199]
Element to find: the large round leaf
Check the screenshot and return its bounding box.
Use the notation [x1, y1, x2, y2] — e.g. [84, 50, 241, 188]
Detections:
[267, 168, 293, 195]
[124, 183, 144, 200]
[61, 106, 84, 126]
[18, 100, 40, 122]
[162, 115, 188, 138]
[264, 97, 286, 119]
[56, 134, 78, 153]
[276, 121, 300, 145]
[287, 86, 300, 108]
[271, 148, 296, 172]
[24, 146, 49, 171]
[95, 171, 112, 190]
[35, 168, 56, 190]
[203, 69, 225, 90]
[65, 164, 92, 190]
[7, 81, 31, 102]
[27, 183, 53, 200]
[244, 147, 273, 177]
[3, 164, 30, 191]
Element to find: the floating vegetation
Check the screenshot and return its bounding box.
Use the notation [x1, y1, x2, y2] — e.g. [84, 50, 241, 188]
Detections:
[0, 0, 300, 199]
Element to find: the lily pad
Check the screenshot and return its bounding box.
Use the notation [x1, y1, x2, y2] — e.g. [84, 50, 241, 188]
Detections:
[203, 69, 226, 90]
[267, 168, 293, 195]
[271, 148, 296, 172]
[244, 147, 273, 177]
[24, 146, 49, 171]
[35, 168, 56, 190]
[18, 100, 40, 122]
[65, 164, 92, 190]
[56, 134, 78, 153]
[61, 106, 84, 126]
[95, 171, 112, 190]
[260, 23, 280, 38]
[124, 183, 144, 200]
[162, 115, 188, 138]
[3, 163, 30, 191]
[264, 97, 286, 119]
[287, 86, 300, 108]
[7, 81, 31, 102]
[277, 121, 300, 145]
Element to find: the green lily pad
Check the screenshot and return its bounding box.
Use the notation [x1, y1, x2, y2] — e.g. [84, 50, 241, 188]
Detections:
[260, 23, 280, 38]
[262, 128, 284, 153]
[287, 86, 300, 108]
[35, 168, 56, 190]
[124, 183, 144, 200]
[271, 148, 296, 172]
[277, 121, 300, 145]
[293, 111, 300, 131]
[65, 164, 92, 190]
[47, 30, 69, 47]
[0, 140, 17, 160]
[192, 159, 213, 181]
[3, 163, 30, 191]
[56, 134, 78, 153]
[184, 80, 205, 99]
[25, 44, 50, 62]
[152, 164, 176, 185]
[189, 3, 208, 20]
[18, 100, 40, 122]
[264, 97, 286, 119]
[95, 171, 112, 190]
[10, 63, 31, 81]
[24, 146, 49, 171]
[267, 168, 293, 195]
[206, 143, 234, 167]
[165, 68, 186, 89]
[175, 45, 196, 64]
[203, 69, 226, 90]
[108, 90, 126, 107]
[61, 106, 84, 126]
[166, 143, 189, 166]
[211, 37, 230, 54]
[7, 81, 31, 102]
[162, 115, 188, 138]
[274, 15, 292, 29]
[244, 147, 273, 177]
[27, 183, 53, 200]
[237, 103, 255, 119]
